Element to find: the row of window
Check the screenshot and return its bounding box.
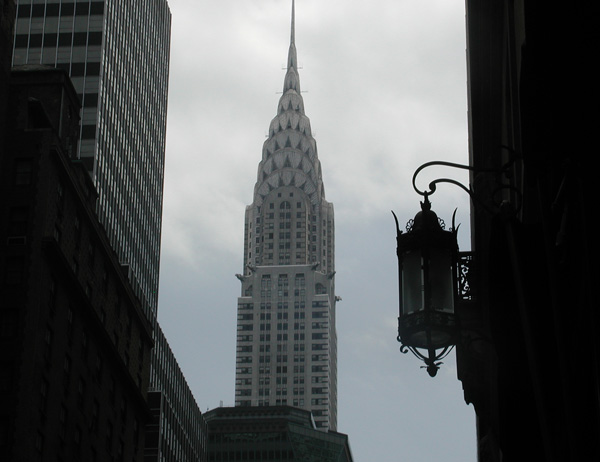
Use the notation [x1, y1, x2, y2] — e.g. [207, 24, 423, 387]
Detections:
[15, 31, 103, 47]
[241, 387, 327, 397]
[238, 312, 314, 321]
[257, 344, 307, 354]
[237, 311, 329, 335]
[235, 395, 328, 407]
[236, 349, 331, 369]
[235, 365, 329, 375]
[239, 314, 321, 324]
[235, 376, 326, 386]
[250, 333, 303, 342]
[18, 2, 105, 17]
[234, 399, 305, 409]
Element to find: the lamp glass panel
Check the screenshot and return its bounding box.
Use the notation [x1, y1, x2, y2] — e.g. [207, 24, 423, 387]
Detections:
[401, 250, 424, 314]
[429, 248, 454, 313]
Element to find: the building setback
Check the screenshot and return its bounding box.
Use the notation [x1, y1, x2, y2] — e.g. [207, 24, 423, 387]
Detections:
[11, 0, 171, 319]
[205, 406, 352, 462]
[0, 65, 154, 461]
[234, 1, 338, 431]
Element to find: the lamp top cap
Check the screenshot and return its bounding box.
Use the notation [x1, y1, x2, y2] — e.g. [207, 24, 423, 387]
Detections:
[412, 194, 442, 232]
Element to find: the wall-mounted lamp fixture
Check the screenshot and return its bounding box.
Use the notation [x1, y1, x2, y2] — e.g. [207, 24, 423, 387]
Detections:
[393, 161, 483, 376]
[392, 194, 460, 377]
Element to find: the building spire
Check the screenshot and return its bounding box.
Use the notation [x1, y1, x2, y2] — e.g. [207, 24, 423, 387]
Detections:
[252, 0, 328, 209]
[291, 0, 295, 46]
[285, 0, 299, 92]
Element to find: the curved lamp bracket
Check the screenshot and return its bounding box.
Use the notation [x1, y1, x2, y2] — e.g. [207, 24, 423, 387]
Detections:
[412, 160, 475, 198]
[412, 160, 522, 214]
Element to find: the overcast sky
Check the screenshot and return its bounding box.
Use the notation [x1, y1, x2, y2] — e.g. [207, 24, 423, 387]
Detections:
[157, 1, 476, 461]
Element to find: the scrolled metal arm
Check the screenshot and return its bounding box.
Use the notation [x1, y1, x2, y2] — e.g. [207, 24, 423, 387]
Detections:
[412, 160, 476, 197]
[412, 160, 521, 215]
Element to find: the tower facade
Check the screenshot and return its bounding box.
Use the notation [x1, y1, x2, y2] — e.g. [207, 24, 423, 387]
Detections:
[11, 0, 171, 319]
[235, 1, 337, 431]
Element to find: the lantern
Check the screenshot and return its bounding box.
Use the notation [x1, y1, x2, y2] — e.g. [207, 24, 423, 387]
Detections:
[393, 194, 459, 377]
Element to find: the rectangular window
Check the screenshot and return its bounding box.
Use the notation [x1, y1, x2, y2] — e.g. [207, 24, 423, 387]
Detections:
[4, 257, 25, 285]
[8, 207, 28, 236]
[13, 158, 32, 186]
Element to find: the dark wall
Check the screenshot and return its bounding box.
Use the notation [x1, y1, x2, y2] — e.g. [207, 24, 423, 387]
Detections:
[460, 1, 599, 461]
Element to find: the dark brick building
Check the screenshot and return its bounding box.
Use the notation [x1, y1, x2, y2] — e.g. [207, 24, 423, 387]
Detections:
[0, 65, 154, 461]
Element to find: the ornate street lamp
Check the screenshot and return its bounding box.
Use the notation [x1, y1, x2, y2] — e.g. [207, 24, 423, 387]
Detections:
[393, 193, 460, 377]
[392, 159, 513, 376]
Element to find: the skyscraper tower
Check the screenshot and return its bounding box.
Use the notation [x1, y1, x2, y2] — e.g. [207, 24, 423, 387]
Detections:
[235, 1, 337, 431]
[11, 0, 171, 319]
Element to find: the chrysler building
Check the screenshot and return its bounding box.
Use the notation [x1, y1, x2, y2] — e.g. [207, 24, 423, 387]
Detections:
[234, 1, 337, 431]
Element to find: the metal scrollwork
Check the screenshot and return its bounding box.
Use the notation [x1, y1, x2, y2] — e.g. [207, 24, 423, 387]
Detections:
[457, 252, 475, 302]
[398, 342, 455, 377]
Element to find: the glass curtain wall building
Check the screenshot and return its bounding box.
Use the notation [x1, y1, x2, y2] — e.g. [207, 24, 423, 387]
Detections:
[234, 1, 338, 431]
[11, 0, 171, 319]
